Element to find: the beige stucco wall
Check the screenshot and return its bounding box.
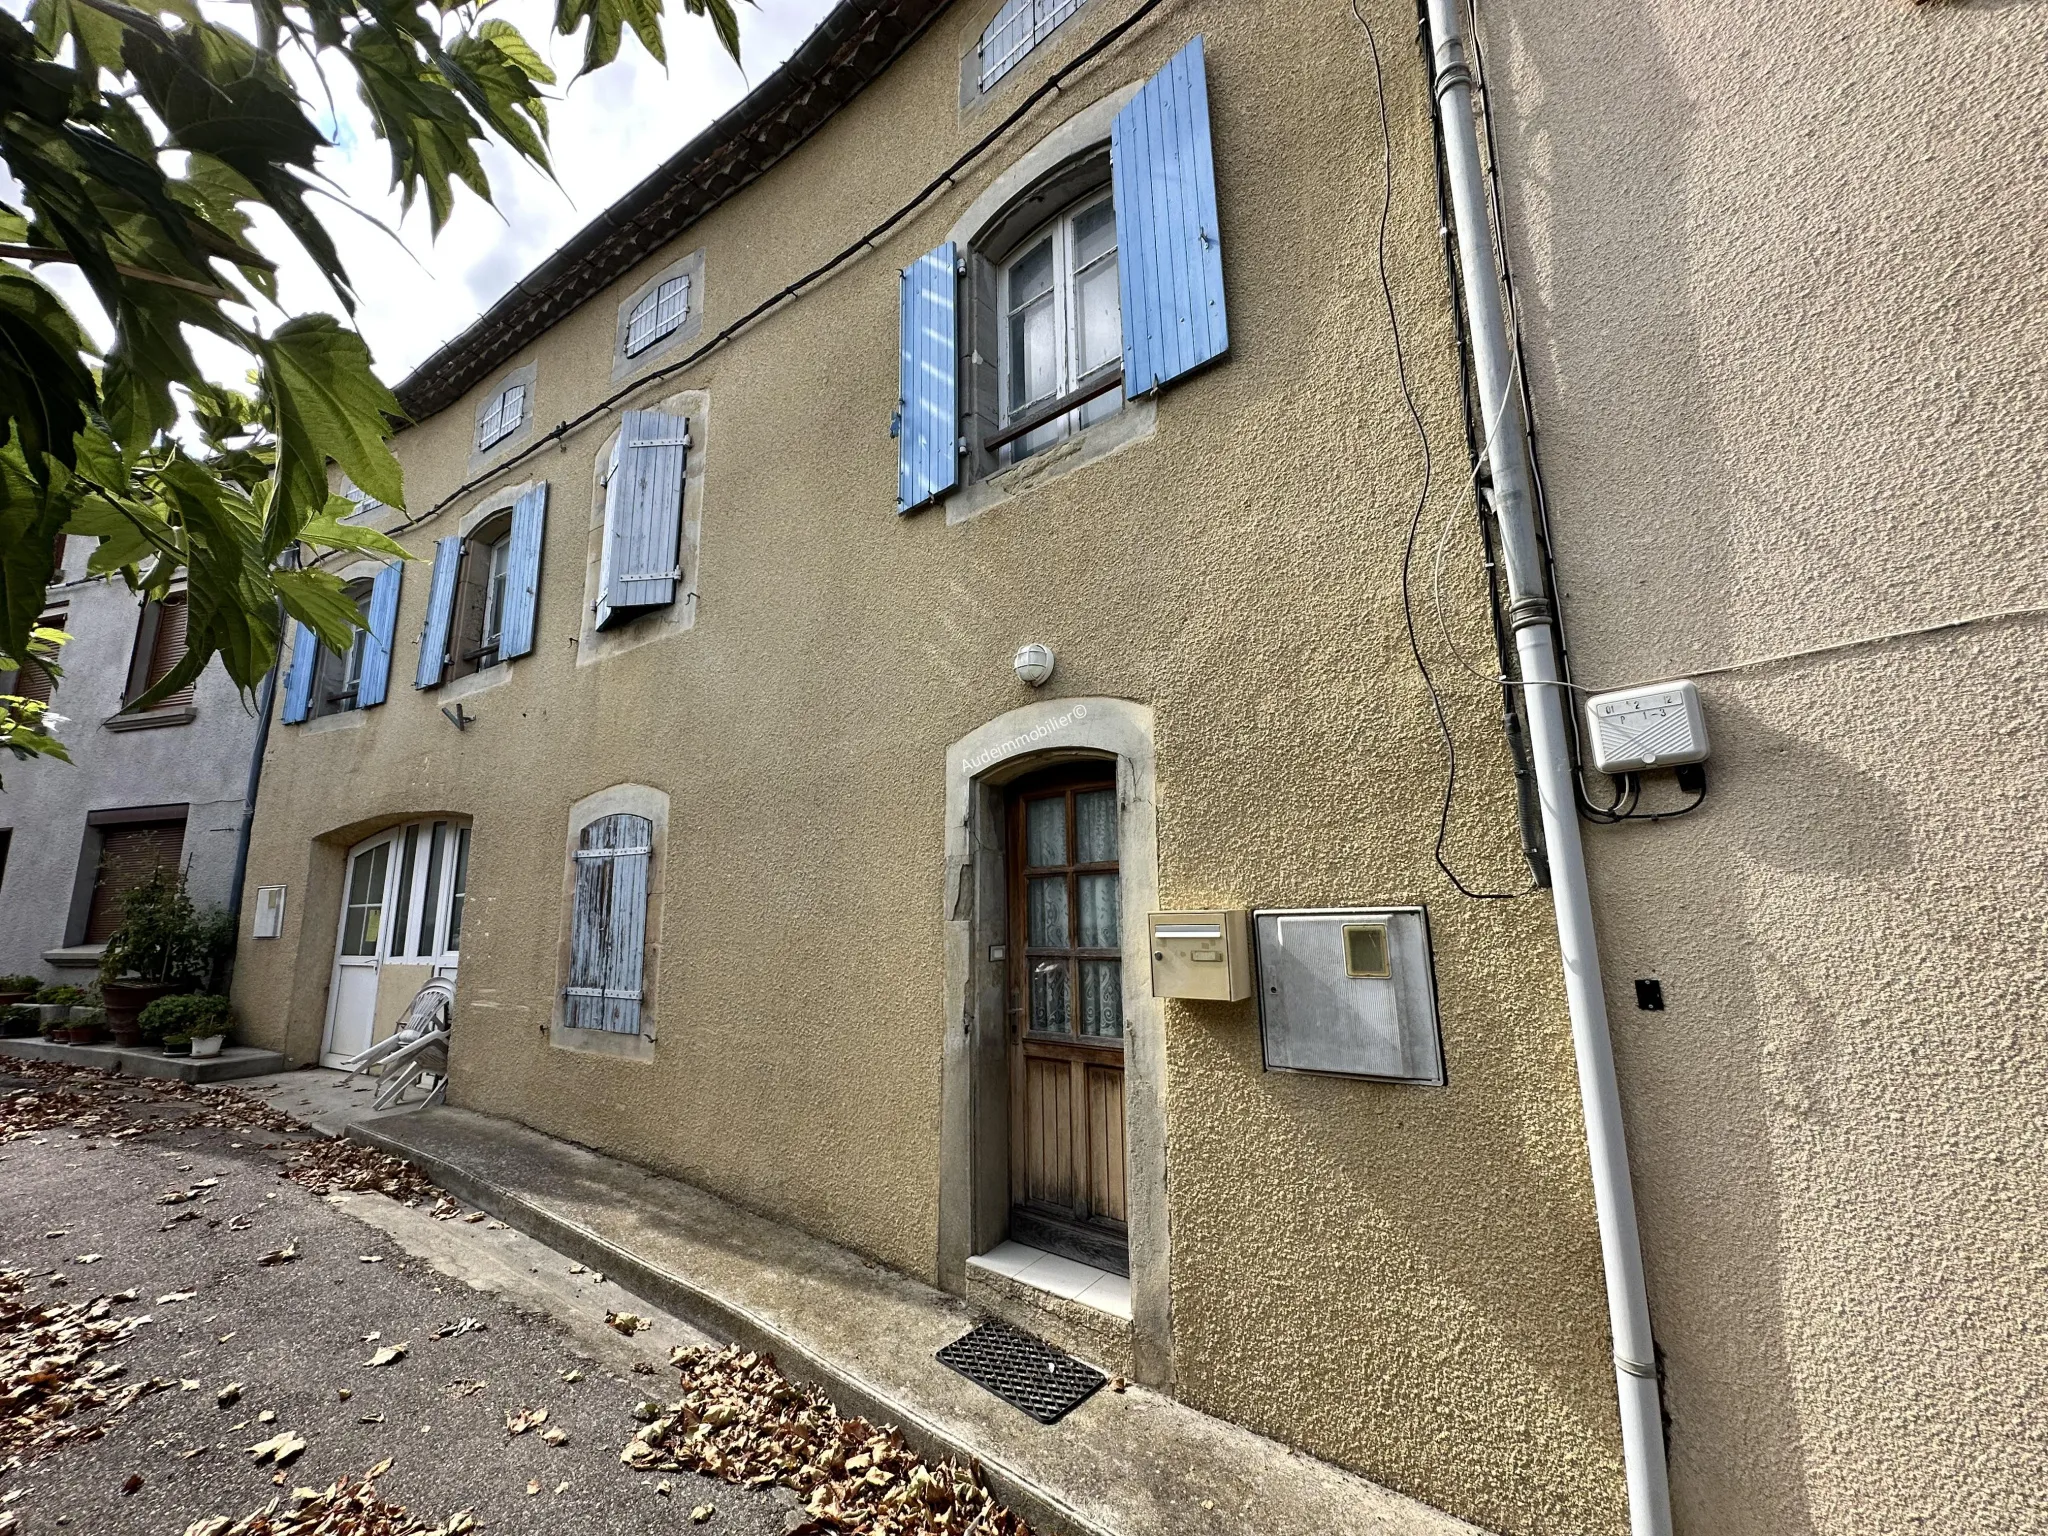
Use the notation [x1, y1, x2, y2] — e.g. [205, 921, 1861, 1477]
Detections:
[1478, 2, 2048, 1532]
[234, 2, 1632, 1530]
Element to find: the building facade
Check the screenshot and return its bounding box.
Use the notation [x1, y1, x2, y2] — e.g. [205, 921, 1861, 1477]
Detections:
[233, 0, 1636, 1529]
[0, 539, 255, 983]
[1476, 1, 2048, 1532]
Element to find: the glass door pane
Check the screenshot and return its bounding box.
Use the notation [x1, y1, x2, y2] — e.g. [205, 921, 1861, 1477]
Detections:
[340, 842, 390, 958]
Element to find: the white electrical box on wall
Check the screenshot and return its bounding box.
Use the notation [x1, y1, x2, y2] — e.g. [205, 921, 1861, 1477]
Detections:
[1583, 680, 1709, 774]
[1254, 908, 1445, 1085]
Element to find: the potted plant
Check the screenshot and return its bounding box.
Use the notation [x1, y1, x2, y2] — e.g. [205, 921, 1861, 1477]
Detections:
[0, 1003, 38, 1039]
[160, 1032, 192, 1057]
[139, 994, 233, 1058]
[35, 984, 88, 1040]
[64, 1005, 108, 1043]
[99, 868, 229, 1046]
[0, 974, 41, 1008]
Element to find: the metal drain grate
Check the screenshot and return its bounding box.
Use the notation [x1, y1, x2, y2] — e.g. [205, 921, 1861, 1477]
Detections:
[936, 1320, 1105, 1425]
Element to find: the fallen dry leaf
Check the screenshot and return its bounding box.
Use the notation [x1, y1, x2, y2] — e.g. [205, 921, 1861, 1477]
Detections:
[122, 1473, 143, 1495]
[504, 1407, 548, 1436]
[364, 1343, 409, 1369]
[216, 1382, 243, 1408]
[605, 1312, 648, 1336]
[540, 1427, 568, 1446]
[690, 1504, 715, 1523]
[245, 1430, 307, 1466]
[157, 1291, 196, 1304]
[257, 1241, 299, 1266]
[621, 1344, 1032, 1534]
[178, 1466, 475, 1535]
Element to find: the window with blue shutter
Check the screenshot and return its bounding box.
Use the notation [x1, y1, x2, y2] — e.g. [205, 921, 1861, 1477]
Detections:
[563, 813, 653, 1034]
[1112, 36, 1229, 396]
[280, 621, 318, 724]
[354, 563, 403, 708]
[498, 483, 547, 661]
[897, 242, 960, 513]
[414, 535, 463, 688]
[597, 412, 688, 630]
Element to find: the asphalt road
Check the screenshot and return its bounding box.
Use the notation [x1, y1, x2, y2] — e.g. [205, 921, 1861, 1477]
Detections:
[0, 1069, 793, 1536]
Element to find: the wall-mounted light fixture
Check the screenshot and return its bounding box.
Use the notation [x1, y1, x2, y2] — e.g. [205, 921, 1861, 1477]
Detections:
[1012, 643, 1056, 688]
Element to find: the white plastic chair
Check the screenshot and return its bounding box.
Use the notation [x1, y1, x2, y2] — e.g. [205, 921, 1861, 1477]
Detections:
[342, 976, 453, 1109]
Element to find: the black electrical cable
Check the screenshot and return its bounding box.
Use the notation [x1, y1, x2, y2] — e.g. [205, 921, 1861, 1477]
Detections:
[1356, 0, 1527, 901]
[314, 0, 1179, 566]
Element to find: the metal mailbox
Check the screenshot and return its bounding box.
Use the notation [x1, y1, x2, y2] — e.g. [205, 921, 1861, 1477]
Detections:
[1147, 910, 1253, 1002]
[1254, 907, 1445, 1084]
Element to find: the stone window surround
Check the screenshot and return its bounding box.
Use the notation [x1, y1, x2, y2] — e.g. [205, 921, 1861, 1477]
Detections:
[956, 0, 1097, 116]
[609, 249, 706, 384]
[550, 782, 669, 1063]
[468, 361, 538, 477]
[432, 483, 543, 708]
[576, 389, 708, 668]
[942, 78, 1155, 527]
[938, 696, 1172, 1388]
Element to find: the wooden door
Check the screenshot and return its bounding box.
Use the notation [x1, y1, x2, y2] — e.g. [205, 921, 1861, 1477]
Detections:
[1008, 766, 1129, 1274]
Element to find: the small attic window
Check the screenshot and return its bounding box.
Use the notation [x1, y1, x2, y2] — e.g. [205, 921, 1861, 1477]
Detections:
[479, 381, 527, 450]
[978, 0, 1086, 91]
[625, 275, 690, 357]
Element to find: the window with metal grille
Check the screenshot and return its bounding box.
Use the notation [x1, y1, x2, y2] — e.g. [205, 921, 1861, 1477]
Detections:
[977, 0, 1086, 91]
[563, 813, 652, 1034]
[624, 275, 690, 357]
[478, 382, 526, 450]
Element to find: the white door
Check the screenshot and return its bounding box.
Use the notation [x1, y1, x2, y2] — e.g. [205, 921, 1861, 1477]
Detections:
[322, 833, 396, 1067]
[385, 819, 470, 981]
[321, 820, 471, 1069]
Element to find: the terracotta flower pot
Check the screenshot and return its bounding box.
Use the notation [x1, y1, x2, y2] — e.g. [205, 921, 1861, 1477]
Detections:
[101, 980, 176, 1037]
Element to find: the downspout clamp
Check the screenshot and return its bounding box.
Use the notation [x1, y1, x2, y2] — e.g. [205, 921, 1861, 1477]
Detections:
[1419, 2, 1676, 1531]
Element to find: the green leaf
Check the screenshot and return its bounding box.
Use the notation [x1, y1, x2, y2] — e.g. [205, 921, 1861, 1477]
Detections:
[302, 498, 412, 562]
[260, 314, 405, 544]
[272, 564, 363, 654]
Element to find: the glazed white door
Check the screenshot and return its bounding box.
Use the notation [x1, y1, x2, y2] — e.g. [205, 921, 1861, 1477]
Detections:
[322, 833, 396, 1067]
[320, 820, 471, 1069]
[385, 820, 470, 981]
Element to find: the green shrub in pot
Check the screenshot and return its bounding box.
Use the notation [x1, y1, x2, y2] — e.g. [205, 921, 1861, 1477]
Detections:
[0, 974, 42, 1003]
[1, 1004, 38, 1038]
[98, 869, 231, 990]
[34, 984, 88, 1006]
[160, 1032, 192, 1056]
[138, 993, 233, 1047]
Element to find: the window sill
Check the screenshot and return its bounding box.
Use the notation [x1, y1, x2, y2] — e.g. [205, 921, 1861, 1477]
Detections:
[303, 708, 367, 735]
[946, 396, 1156, 527]
[42, 944, 106, 970]
[104, 705, 197, 732]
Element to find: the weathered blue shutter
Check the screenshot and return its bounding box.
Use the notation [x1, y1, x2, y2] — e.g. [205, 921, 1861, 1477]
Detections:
[1112, 36, 1229, 396]
[596, 413, 687, 630]
[414, 535, 462, 688]
[354, 562, 403, 708]
[498, 482, 547, 660]
[280, 621, 318, 724]
[563, 813, 652, 1035]
[897, 242, 959, 514]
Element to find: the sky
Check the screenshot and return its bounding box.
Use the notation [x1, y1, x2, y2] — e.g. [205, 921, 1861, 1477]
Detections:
[9, 0, 840, 388]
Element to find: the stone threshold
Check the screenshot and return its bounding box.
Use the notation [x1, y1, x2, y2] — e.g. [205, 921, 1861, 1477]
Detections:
[341, 1101, 1488, 1536]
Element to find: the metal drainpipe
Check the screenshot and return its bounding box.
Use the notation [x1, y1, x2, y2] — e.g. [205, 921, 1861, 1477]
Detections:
[1419, 2, 1674, 1531]
[225, 655, 278, 933]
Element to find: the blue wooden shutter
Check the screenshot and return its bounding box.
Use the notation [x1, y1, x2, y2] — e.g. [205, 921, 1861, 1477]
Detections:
[355, 562, 403, 708]
[498, 482, 548, 660]
[563, 813, 652, 1035]
[897, 242, 959, 513]
[1112, 36, 1229, 396]
[597, 413, 687, 630]
[414, 535, 462, 688]
[280, 621, 318, 724]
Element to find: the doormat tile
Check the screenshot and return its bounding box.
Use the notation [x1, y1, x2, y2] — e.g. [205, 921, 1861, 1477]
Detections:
[936, 1320, 1105, 1425]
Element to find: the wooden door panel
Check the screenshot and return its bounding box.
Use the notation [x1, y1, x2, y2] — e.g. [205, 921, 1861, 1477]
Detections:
[1085, 1064, 1127, 1224]
[1023, 1056, 1075, 1210]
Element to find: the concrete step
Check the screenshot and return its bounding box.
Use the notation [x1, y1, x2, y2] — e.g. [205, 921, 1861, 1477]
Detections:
[348, 1104, 1487, 1536]
[0, 1036, 287, 1083]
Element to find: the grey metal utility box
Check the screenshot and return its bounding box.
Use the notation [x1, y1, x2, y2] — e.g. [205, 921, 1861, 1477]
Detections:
[1254, 908, 1445, 1085]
